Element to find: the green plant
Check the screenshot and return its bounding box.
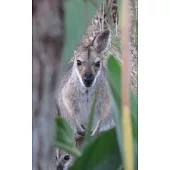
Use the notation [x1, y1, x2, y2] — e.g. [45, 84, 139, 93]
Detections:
[56, 0, 138, 170]
[55, 55, 137, 170]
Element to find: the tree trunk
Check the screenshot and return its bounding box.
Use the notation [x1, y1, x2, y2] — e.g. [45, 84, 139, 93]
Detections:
[32, 1, 64, 170]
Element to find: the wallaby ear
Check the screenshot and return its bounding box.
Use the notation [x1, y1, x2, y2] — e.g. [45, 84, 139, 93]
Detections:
[93, 29, 111, 53]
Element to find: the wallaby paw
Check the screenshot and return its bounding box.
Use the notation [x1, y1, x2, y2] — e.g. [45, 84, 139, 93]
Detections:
[75, 133, 84, 142]
[77, 125, 96, 137]
[77, 129, 85, 136]
[76, 124, 86, 136]
[81, 125, 86, 130]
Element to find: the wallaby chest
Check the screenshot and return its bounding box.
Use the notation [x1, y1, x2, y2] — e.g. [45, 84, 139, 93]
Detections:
[73, 87, 97, 127]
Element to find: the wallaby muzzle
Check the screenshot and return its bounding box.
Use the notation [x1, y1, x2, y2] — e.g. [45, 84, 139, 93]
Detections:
[83, 72, 94, 87]
[56, 164, 64, 170]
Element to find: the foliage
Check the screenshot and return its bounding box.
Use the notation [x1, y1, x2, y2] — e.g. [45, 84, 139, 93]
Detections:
[56, 0, 138, 170]
[56, 118, 81, 157]
[107, 56, 138, 170]
[56, 56, 138, 170]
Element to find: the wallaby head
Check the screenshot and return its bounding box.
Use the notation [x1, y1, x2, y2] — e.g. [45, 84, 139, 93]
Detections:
[55, 149, 73, 170]
[73, 29, 110, 88]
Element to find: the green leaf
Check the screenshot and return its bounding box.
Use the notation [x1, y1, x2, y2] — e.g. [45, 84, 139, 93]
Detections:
[107, 55, 138, 169]
[69, 128, 121, 170]
[55, 118, 81, 157]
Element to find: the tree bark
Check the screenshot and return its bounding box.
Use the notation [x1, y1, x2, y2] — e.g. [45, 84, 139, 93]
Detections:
[32, 1, 64, 170]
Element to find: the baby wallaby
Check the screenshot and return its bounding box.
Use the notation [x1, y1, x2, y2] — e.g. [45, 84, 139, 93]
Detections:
[55, 149, 73, 170]
[56, 29, 115, 137]
[48, 148, 73, 170]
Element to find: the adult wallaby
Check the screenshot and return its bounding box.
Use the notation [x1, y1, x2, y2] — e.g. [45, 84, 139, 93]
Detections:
[56, 29, 115, 137]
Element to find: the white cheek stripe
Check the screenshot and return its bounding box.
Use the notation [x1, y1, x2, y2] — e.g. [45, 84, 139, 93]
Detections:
[75, 66, 101, 88]
[91, 69, 100, 87]
[75, 67, 86, 88]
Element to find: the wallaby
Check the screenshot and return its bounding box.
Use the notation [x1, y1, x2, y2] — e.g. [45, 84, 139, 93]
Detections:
[55, 149, 73, 170]
[56, 29, 115, 137]
[48, 148, 73, 170]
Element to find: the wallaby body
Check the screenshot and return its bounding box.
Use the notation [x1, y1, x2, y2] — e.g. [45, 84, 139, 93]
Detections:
[56, 29, 115, 136]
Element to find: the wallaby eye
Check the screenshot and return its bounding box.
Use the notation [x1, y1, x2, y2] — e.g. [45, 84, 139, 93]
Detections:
[64, 155, 70, 161]
[77, 60, 82, 66]
[95, 61, 100, 67]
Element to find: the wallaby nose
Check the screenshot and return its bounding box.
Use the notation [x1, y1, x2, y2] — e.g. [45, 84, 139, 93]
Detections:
[83, 73, 93, 82]
[83, 73, 94, 87]
[57, 164, 63, 170]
